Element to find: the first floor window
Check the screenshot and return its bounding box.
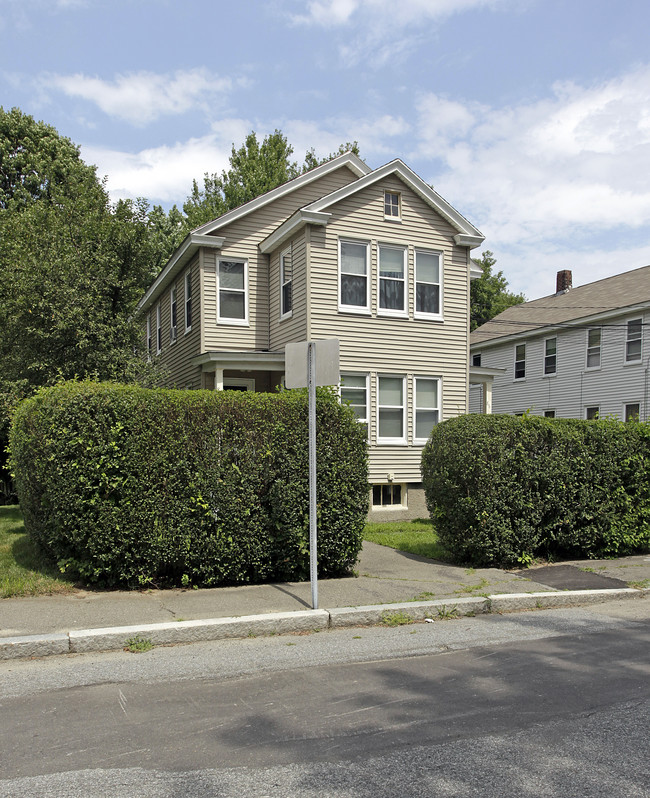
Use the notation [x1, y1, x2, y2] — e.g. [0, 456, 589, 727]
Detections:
[218, 259, 247, 322]
[340, 374, 368, 436]
[514, 343, 526, 379]
[544, 337, 557, 375]
[414, 377, 440, 441]
[472, 353, 481, 367]
[280, 248, 292, 317]
[586, 328, 600, 368]
[586, 406, 599, 420]
[339, 240, 369, 310]
[185, 271, 192, 330]
[544, 410, 556, 418]
[378, 375, 405, 442]
[625, 403, 640, 422]
[626, 318, 642, 362]
[156, 304, 162, 354]
[378, 245, 406, 314]
[415, 250, 441, 317]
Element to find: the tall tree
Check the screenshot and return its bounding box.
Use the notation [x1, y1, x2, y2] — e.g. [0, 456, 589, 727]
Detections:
[470, 251, 525, 331]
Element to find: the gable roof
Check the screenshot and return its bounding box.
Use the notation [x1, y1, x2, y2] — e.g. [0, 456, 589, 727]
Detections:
[260, 158, 485, 254]
[471, 264, 650, 347]
[192, 151, 370, 236]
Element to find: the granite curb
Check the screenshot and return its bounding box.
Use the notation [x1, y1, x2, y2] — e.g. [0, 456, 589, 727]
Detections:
[2, 587, 648, 661]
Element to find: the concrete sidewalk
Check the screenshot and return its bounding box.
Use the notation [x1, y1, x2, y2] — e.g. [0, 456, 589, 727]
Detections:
[1, 543, 649, 660]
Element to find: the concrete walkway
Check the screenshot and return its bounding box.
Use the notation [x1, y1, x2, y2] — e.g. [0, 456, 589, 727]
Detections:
[1, 543, 649, 659]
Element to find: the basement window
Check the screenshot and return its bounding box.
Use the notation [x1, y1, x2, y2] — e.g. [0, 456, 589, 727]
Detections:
[372, 484, 406, 508]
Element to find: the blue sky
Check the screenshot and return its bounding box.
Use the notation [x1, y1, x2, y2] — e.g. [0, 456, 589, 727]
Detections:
[3, 0, 650, 299]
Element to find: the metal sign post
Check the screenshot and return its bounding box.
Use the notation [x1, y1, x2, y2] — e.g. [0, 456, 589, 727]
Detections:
[285, 339, 339, 611]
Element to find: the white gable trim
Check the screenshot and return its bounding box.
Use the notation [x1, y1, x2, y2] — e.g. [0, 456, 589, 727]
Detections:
[305, 159, 485, 243]
[192, 152, 370, 237]
[137, 233, 225, 314]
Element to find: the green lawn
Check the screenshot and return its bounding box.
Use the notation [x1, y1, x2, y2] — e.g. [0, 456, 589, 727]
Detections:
[363, 517, 453, 562]
[0, 505, 76, 598]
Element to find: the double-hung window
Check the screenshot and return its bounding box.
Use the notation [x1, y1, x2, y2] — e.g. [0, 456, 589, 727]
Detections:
[280, 248, 292, 318]
[377, 376, 406, 443]
[544, 337, 556, 375]
[414, 377, 440, 442]
[384, 191, 400, 220]
[339, 240, 369, 312]
[185, 271, 192, 331]
[514, 343, 526, 379]
[218, 259, 248, 324]
[156, 303, 162, 354]
[146, 314, 152, 358]
[415, 250, 442, 318]
[626, 318, 642, 362]
[586, 328, 600, 368]
[340, 374, 368, 437]
[625, 403, 640, 422]
[378, 245, 406, 316]
[170, 286, 177, 343]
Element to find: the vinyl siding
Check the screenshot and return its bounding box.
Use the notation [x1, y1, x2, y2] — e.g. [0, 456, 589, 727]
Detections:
[470, 309, 650, 420]
[269, 232, 309, 349]
[309, 175, 471, 482]
[145, 257, 203, 388]
[202, 167, 360, 353]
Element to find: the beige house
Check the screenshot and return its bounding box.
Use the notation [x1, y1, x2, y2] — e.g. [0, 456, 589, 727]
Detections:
[138, 153, 484, 519]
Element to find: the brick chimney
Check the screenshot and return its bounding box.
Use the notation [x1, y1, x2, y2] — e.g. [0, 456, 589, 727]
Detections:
[556, 269, 572, 294]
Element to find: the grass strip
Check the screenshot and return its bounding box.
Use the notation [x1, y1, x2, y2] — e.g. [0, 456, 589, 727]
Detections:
[364, 518, 453, 562]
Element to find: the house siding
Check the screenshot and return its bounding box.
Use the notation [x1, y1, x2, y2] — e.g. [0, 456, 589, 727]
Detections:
[470, 310, 650, 420]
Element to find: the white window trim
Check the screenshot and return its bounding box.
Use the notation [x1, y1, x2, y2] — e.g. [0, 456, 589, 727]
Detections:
[280, 246, 293, 321]
[155, 303, 162, 355]
[340, 373, 369, 439]
[585, 327, 601, 370]
[624, 317, 642, 364]
[377, 243, 407, 318]
[384, 191, 401, 221]
[514, 343, 526, 381]
[377, 374, 407, 445]
[184, 270, 192, 333]
[414, 248, 444, 321]
[338, 238, 371, 315]
[413, 376, 442, 444]
[170, 285, 177, 344]
[543, 336, 557, 376]
[217, 258, 249, 326]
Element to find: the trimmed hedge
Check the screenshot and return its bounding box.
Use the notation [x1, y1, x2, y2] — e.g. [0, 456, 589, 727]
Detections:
[10, 381, 368, 587]
[421, 414, 650, 567]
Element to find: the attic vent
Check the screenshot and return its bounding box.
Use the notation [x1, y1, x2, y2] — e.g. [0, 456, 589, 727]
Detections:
[556, 270, 572, 293]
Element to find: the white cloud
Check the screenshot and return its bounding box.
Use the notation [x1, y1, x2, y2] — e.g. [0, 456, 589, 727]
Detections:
[291, 0, 511, 65]
[42, 68, 236, 126]
[414, 66, 650, 296]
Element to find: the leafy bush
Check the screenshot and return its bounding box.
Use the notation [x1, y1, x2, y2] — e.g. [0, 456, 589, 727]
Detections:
[421, 414, 650, 567]
[10, 382, 368, 587]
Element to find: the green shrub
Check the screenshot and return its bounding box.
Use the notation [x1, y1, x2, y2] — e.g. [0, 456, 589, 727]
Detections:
[9, 382, 368, 588]
[421, 414, 650, 567]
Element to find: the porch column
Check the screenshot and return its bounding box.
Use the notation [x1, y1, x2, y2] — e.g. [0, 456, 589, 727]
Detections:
[482, 381, 492, 415]
[215, 368, 224, 391]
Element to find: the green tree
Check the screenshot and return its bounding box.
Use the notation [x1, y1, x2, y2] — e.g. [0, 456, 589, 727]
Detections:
[470, 250, 525, 331]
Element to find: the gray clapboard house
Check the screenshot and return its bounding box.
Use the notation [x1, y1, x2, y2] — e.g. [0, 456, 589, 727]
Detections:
[138, 152, 484, 519]
[469, 267, 650, 422]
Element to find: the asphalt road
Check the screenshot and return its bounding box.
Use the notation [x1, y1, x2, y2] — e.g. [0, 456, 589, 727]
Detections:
[1, 600, 649, 797]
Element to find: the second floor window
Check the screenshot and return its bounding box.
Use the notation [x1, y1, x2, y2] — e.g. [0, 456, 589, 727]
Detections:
[415, 250, 441, 317]
[544, 337, 557, 375]
[586, 328, 600, 368]
[626, 318, 642, 362]
[185, 271, 192, 331]
[218, 259, 247, 323]
[378, 245, 406, 315]
[514, 343, 526, 379]
[156, 303, 162, 354]
[280, 248, 292, 318]
[146, 314, 152, 357]
[170, 286, 177, 342]
[339, 240, 369, 311]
